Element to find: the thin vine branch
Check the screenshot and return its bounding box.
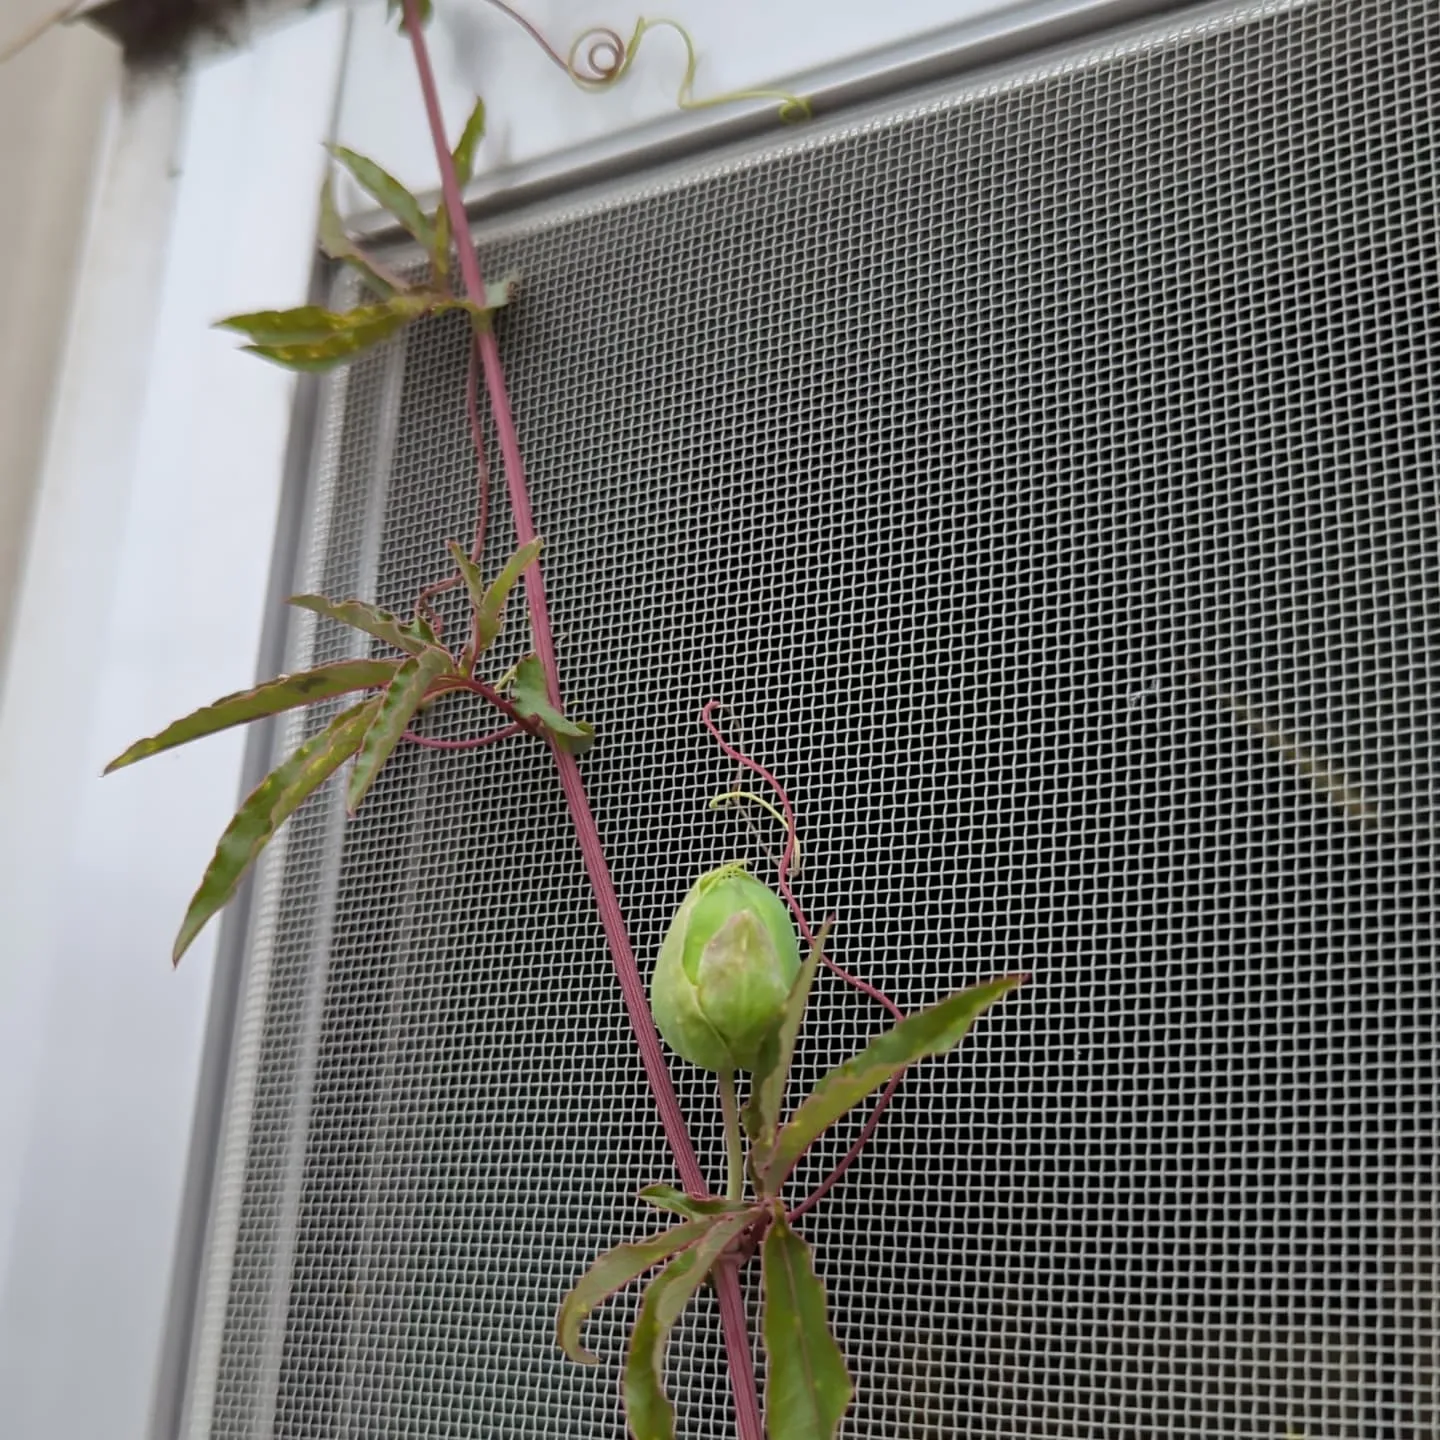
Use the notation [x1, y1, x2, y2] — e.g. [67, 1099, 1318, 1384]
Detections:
[414, 340, 492, 634]
[699, 700, 919, 1222]
[472, 0, 811, 118]
[398, 8, 764, 1437]
[698, 702, 904, 1020]
[464, 338, 492, 564]
[402, 721, 522, 750]
[401, 0, 704, 1181]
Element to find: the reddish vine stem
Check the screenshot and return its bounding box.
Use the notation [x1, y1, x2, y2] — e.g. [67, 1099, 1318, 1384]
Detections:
[464, 338, 491, 563]
[402, 722, 522, 751]
[698, 701, 912, 1218]
[399, 9, 763, 1437]
[698, 703, 903, 1020]
[415, 342, 491, 632]
[786, 1074, 904, 1222]
[474, 0, 626, 84]
[428, 673, 529, 727]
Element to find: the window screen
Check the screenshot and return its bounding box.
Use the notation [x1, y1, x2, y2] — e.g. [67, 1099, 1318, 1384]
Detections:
[190, 0, 1439, 1435]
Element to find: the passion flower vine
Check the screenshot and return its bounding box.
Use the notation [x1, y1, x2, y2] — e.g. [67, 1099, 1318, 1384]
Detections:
[102, 4, 1027, 1436]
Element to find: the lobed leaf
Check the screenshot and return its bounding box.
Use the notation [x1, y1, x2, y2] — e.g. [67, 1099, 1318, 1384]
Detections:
[172, 697, 380, 964]
[760, 975, 1026, 1192]
[451, 97, 487, 188]
[346, 647, 454, 813]
[557, 1219, 712, 1365]
[624, 1212, 758, 1440]
[510, 654, 595, 755]
[637, 1185, 751, 1223]
[104, 660, 401, 774]
[327, 144, 435, 250]
[288, 594, 442, 657]
[317, 174, 398, 298]
[762, 1209, 853, 1440]
[744, 918, 833, 1186]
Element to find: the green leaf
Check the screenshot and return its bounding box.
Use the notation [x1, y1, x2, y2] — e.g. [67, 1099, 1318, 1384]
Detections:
[762, 1209, 853, 1440]
[288, 594, 444, 658]
[328, 144, 435, 250]
[217, 297, 426, 347]
[224, 292, 499, 373]
[744, 919, 833, 1183]
[103, 660, 401, 774]
[445, 542, 486, 622]
[172, 696, 380, 964]
[475, 537, 542, 648]
[346, 646, 454, 813]
[219, 294, 441, 371]
[625, 1211, 757, 1440]
[510, 654, 595, 755]
[637, 1185, 751, 1223]
[445, 536, 542, 653]
[760, 975, 1025, 1192]
[407, 609, 441, 649]
[451, 97, 486, 187]
[317, 174, 397, 298]
[557, 1219, 712, 1365]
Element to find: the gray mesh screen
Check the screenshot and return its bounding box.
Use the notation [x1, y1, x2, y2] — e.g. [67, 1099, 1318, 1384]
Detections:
[194, 0, 1440, 1435]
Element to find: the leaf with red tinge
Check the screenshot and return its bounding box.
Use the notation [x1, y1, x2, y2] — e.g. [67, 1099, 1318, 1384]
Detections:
[172, 697, 381, 964]
[346, 647, 454, 813]
[760, 975, 1026, 1193]
[475, 536, 542, 649]
[624, 1211, 758, 1440]
[744, 918, 833, 1184]
[451, 97, 486, 187]
[318, 174, 398, 298]
[557, 1219, 711, 1365]
[637, 1185, 751, 1223]
[103, 660, 400, 775]
[762, 1209, 853, 1440]
[288, 594, 443, 658]
[446, 536, 542, 654]
[445, 542, 486, 640]
[510, 654, 595, 755]
[327, 144, 435, 250]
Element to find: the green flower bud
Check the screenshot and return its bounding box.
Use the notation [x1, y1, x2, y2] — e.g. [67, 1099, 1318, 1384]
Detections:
[650, 862, 799, 1073]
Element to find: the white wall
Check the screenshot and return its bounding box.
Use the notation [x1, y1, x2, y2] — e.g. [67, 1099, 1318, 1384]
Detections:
[0, 18, 121, 677]
[0, 10, 349, 1440]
